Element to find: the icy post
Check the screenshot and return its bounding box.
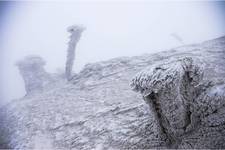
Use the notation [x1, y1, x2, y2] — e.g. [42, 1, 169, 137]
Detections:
[65, 25, 85, 81]
[16, 55, 49, 94]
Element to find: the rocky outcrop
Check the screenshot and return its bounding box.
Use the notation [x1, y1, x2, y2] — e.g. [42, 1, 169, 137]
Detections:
[65, 25, 85, 80]
[0, 36, 225, 149]
[131, 57, 225, 148]
[16, 56, 52, 94]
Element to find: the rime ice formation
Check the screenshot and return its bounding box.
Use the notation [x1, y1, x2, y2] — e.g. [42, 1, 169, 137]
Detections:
[65, 25, 85, 80]
[0, 36, 225, 149]
[16, 56, 52, 94]
[131, 57, 225, 148]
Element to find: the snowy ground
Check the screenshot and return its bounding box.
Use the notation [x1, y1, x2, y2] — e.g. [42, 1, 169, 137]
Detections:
[0, 36, 225, 149]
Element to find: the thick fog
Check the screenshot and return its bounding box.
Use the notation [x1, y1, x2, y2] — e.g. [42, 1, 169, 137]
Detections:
[0, 1, 225, 104]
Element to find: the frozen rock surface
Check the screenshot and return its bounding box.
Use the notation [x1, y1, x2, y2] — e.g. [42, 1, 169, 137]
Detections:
[16, 55, 66, 96]
[0, 36, 225, 149]
[65, 25, 85, 80]
[131, 57, 225, 148]
[16, 55, 51, 94]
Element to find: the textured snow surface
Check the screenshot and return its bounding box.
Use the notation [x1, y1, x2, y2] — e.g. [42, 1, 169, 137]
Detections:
[0, 36, 225, 149]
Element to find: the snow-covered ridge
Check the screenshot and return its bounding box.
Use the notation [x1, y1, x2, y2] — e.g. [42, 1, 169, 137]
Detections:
[0, 36, 225, 149]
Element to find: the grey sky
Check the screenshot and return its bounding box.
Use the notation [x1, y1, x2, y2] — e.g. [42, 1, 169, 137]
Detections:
[1, 1, 225, 104]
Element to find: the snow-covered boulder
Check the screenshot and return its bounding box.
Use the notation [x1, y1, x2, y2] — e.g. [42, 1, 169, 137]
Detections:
[131, 57, 225, 148]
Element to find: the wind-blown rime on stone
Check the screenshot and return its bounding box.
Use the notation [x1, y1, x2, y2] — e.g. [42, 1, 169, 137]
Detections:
[65, 25, 85, 80]
[131, 57, 225, 148]
[16, 55, 51, 94]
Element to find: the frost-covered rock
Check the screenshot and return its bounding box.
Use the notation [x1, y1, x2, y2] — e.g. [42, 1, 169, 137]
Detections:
[65, 25, 85, 80]
[131, 57, 225, 148]
[16, 55, 52, 94]
[16, 56, 65, 96]
[0, 36, 225, 149]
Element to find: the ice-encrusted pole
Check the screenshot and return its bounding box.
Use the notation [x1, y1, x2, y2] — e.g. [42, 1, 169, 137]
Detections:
[65, 25, 85, 81]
